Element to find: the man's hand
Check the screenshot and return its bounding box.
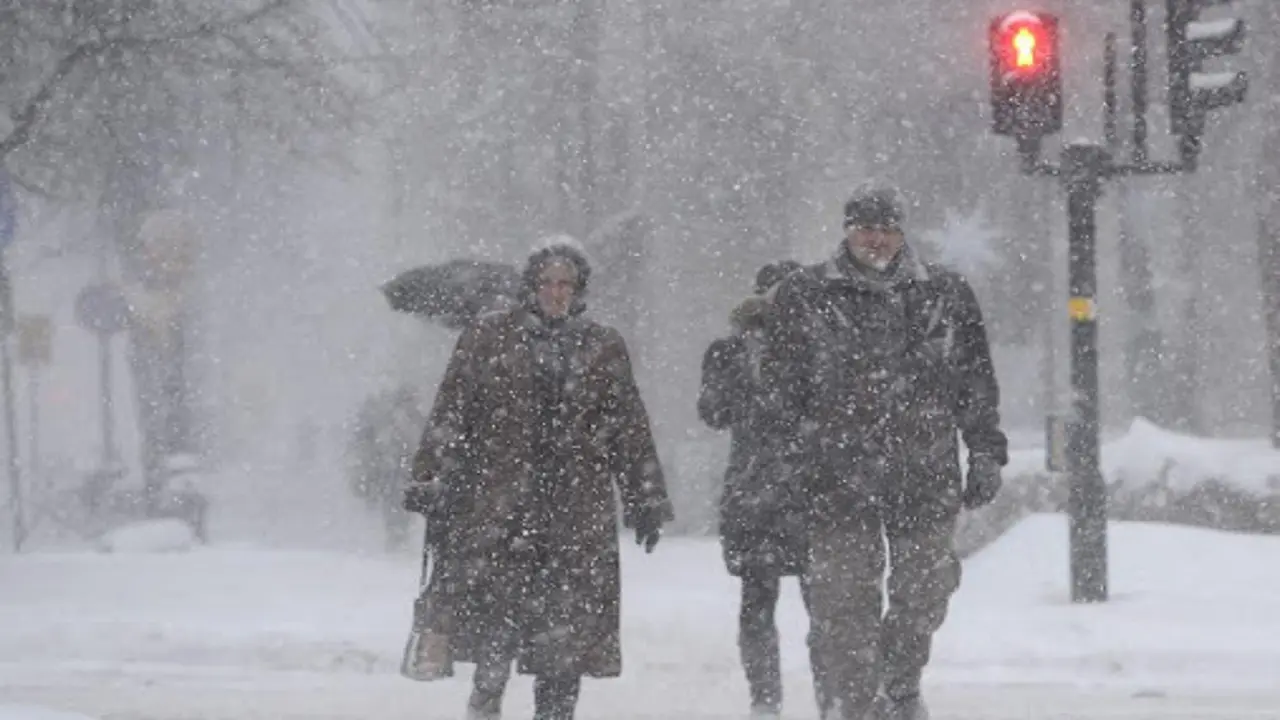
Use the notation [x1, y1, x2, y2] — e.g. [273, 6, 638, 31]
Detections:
[963, 455, 1003, 509]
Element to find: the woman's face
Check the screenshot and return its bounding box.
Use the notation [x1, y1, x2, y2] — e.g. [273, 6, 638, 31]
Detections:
[535, 261, 579, 318]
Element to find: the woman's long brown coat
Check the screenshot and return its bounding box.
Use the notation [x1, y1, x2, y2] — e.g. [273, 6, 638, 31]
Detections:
[412, 306, 672, 678]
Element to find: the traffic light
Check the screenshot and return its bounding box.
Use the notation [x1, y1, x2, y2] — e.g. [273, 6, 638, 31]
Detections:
[1166, 0, 1247, 167]
[989, 11, 1063, 139]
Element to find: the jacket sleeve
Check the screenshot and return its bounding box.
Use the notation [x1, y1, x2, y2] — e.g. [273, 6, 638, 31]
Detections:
[410, 322, 484, 494]
[948, 275, 1009, 466]
[762, 273, 817, 435]
[601, 329, 675, 528]
[697, 337, 747, 430]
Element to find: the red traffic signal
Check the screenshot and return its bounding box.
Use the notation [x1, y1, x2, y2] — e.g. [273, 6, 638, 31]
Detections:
[992, 13, 1054, 75]
[1013, 27, 1039, 68]
[989, 10, 1063, 138]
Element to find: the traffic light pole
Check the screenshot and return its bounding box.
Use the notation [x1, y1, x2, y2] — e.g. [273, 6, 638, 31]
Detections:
[995, 0, 1247, 604]
[1010, 8, 1185, 604]
[1023, 143, 1112, 604]
[1130, 0, 1149, 165]
[1062, 145, 1109, 603]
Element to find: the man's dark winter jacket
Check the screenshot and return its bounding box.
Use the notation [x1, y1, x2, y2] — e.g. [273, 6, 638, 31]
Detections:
[698, 301, 806, 577]
[764, 244, 1008, 525]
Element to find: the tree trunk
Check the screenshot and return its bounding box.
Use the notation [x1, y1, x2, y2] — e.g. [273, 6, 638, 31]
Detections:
[1117, 180, 1165, 424]
[548, 0, 602, 239]
[1171, 177, 1206, 434]
[1256, 2, 1280, 447]
[572, 0, 601, 235]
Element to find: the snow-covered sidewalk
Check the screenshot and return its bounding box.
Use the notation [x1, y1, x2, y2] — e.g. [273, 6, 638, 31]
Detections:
[1, 514, 1278, 718]
[933, 515, 1280, 690]
[0, 706, 98, 720]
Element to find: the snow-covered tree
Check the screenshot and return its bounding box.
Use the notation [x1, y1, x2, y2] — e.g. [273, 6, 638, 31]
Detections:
[0, 1, 363, 202]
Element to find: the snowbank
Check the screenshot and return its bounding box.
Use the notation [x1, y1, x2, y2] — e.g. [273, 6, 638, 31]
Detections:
[96, 519, 196, 554]
[956, 419, 1280, 556]
[1007, 418, 1280, 497]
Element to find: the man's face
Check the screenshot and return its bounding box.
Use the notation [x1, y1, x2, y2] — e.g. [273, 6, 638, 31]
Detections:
[535, 261, 579, 318]
[845, 224, 905, 270]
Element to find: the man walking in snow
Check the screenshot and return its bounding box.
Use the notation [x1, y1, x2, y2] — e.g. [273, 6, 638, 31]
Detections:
[765, 184, 1008, 720]
[698, 260, 821, 720]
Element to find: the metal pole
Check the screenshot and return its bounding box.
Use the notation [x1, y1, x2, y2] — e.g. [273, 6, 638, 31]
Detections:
[0, 258, 25, 551]
[1062, 144, 1110, 603]
[1104, 34, 1119, 151]
[1131, 0, 1149, 165]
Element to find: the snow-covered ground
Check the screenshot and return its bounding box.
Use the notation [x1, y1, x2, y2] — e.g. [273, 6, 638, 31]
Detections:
[1, 514, 1278, 719]
[0, 706, 98, 720]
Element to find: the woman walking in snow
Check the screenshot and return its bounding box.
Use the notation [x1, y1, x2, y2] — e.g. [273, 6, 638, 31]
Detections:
[402, 238, 673, 720]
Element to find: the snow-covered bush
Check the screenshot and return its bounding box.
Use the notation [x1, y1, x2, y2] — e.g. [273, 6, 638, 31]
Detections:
[957, 419, 1280, 557]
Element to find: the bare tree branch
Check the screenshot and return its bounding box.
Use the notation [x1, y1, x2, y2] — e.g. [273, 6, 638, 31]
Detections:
[114, 0, 292, 49]
[0, 0, 296, 163]
[5, 171, 61, 202]
[0, 42, 98, 160]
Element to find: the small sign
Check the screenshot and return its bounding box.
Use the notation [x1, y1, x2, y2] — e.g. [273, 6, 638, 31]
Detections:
[16, 315, 52, 366]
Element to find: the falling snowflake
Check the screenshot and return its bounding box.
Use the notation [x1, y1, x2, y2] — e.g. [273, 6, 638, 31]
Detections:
[919, 206, 1004, 278]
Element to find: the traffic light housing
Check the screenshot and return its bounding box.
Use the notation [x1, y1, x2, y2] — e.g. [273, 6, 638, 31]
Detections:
[1166, 0, 1247, 167]
[989, 11, 1063, 139]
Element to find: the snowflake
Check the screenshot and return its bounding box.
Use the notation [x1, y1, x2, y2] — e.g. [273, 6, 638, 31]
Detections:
[920, 206, 1004, 278]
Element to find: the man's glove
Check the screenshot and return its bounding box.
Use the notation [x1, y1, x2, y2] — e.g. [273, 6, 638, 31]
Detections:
[730, 296, 770, 332]
[963, 455, 1003, 509]
[633, 506, 663, 554]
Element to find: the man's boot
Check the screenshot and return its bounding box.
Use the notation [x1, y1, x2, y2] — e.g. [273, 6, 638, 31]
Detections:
[532, 675, 581, 720]
[465, 707, 499, 720]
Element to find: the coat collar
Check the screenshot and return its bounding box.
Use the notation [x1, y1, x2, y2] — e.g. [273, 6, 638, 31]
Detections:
[820, 241, 931, 293]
